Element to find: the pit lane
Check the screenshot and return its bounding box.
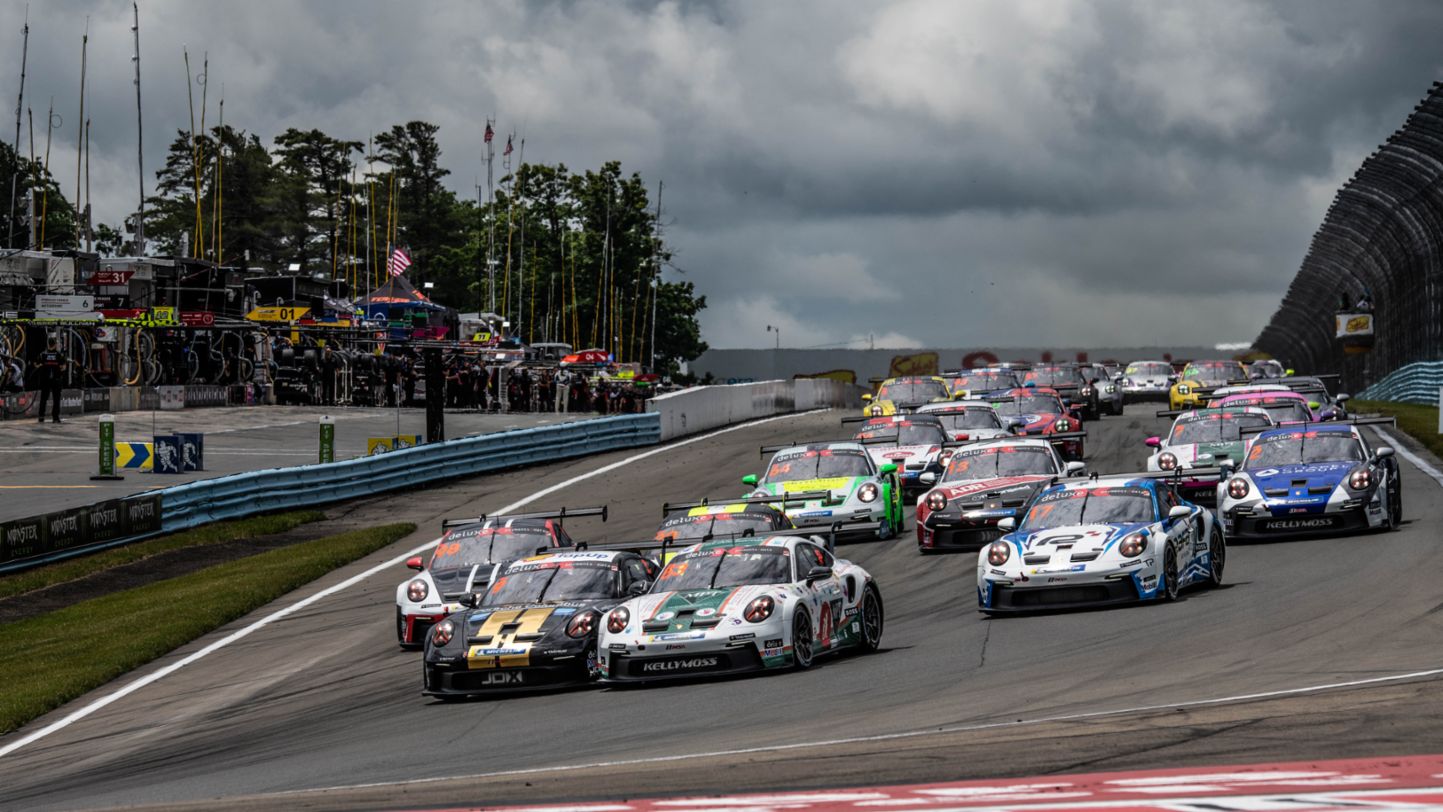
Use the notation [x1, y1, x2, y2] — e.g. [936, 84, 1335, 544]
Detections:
[1, 404, 1440, 811]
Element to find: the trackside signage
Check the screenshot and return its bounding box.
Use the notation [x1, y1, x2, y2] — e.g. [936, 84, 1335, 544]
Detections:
[0, 494, 163, 567]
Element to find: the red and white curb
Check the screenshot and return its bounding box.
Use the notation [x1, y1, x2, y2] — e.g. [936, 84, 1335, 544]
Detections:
[425, 754, 1443, 812]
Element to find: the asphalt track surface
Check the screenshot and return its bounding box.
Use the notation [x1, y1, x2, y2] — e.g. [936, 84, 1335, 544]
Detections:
[1, 404, 1441, 811]
[0, 406, 583, 520]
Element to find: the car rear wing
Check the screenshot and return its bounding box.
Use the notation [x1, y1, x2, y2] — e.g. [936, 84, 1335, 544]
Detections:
[442, 505, 608, 529]
[661, 492, 831, 514]
[760, 442, 826, 456]
[1239, 416, 1395, 436]
[842, 415, 906, 425]
[1156, 409, 1185, 419]
[1071, 466, 1226, 485]
[1044, 431, 1088, 445]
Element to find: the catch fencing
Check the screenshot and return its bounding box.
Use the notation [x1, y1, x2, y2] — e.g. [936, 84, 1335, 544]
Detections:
[1256, 81, 1443, 392]
[1356, 361, 1443, 404]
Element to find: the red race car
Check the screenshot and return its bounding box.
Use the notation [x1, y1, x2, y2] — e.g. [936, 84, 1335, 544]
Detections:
[985, 388, 1086, 460]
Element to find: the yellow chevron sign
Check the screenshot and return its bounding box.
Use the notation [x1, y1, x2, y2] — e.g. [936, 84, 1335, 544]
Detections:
[114, 442, 153, 470]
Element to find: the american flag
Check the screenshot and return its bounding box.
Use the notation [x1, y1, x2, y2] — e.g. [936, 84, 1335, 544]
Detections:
[387, 247, 412, 277]
[484, 123, 494, 143]
[503, 135, 513, 157]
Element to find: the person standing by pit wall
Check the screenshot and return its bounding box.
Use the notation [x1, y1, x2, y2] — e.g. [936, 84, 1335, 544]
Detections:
[33, 337, 68, 424]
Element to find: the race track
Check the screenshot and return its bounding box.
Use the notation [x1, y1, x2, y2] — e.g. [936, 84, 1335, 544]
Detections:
[2, 405, 1441, 811]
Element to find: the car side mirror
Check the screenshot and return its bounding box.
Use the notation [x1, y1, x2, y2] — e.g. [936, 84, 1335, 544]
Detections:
[861, 393, 872, 402]
[1065, 461, 1086, 475]
[919, 472, 937, 485]
[1168, 374, 1178, 382]
[459, 593, 481, 608]
[1374, 446, 1395, 460]
[1336, 393, 1351, 403]
[741, 474, 759, 487]
[1145, 436, 1161, 448]
[879, 463, 898, 476]
[1113, 373, 1124, 382]
[627, 580, 650, 596]
[805, 565, 833, 583]
[405, 555, 424, 571]
[997, 517, 1017, 531]
[1168, 505, 1192, 520]
[1219, 460, 1236, 476]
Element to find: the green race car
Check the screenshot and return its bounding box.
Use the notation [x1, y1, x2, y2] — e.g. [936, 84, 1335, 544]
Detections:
[741, 441, 904, 541]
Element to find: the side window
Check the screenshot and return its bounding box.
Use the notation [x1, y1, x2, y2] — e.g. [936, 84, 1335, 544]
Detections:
[554, 526, 572, 547]
[795, 543, 831, 577]
[623, 557, 650, 586]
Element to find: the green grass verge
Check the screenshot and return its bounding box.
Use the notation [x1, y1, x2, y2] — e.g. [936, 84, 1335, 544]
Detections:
[1353, 400, 1443, 460]
[0, 510, 327, 601]
[0, 521, 414, 736]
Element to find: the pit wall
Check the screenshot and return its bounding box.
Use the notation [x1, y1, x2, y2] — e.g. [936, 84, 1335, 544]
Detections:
[648, 378, 864, 441]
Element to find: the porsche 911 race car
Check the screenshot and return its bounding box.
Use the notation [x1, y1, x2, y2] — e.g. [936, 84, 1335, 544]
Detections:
[1169, 359, 1247, 410]
[844, 414, 950, 497]
[395, 507, 607, 648]
[1212, 391, 1332, 424]
[977, 473, 1225, 613]
[1217, 418, 1401, 540]
[861, 376, 951, 416]
[421, 549, 658, 697]
[915, 437, 1085, 553]
[596, 535, 882, 682]
[1023, 364, 1098, 420]
[1148, 407, 1273, 503]
[915, 401, 1014, 442]
[942, 368, 1021, 400]
[1120, 360, 1175, 402]
[986, 388, 1085, 460]
[743, 442, 903, 539]
[1247, 359, 1287, 380]
[654, 498, 798, 546]
[1079, 363, 1125, 416]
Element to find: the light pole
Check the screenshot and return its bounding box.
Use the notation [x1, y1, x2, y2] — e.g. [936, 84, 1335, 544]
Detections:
[766, 324, 780, 350]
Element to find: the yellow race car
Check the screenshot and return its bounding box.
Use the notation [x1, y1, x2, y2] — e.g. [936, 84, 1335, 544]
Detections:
[862, 375, 951, 416]
[1169, 359, 1247, 410]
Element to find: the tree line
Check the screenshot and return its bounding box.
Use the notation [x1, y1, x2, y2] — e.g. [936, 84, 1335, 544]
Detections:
[0, 121, 707, 372]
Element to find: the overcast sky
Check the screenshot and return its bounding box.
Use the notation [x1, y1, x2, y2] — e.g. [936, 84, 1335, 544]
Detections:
[4, 0, 1441, 349]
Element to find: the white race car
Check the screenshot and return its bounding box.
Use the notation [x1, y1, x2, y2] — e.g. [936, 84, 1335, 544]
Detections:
[1146, 406, 1274, 502]
[597, 535, 882, 681]
[742, 442, 904, 540]
[977, 473, 1224, 613]
[914, 401, 1016, 442]
[1119, 360, 1175, 403]
[844, 414, 951, 497]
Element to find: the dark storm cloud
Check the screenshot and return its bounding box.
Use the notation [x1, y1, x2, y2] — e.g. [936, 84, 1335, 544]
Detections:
[1, 0, 1440, 349]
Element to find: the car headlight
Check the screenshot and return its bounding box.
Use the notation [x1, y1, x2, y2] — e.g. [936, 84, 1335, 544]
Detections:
[431, 619, 454, 646]
[744, 596, 775, 623]
[407, 579, 429, 602]
[1081, 386, 1093, 396]
[926, 491, 947, 511]
[859, 483, 879, 502]
[1178, 384, 1191, 394]
[1105, 384, 1117, 393]
[870, 405, 883, 416]
[1227, 477, 1250, 499]
[1158, 451, 1177, 471]
[607, 607, 630, 634]
[1053, 418, 1070, 432]
[567, 611, 598, 638]
[1349, 469, 1371, 490]
[1118, 532, 1147, 557]
[987, 541, 1011, 566]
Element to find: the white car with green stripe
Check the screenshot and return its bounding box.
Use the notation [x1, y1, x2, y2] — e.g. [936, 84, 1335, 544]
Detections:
[740, 442, 904, 541]
[598, 535, 883, 682]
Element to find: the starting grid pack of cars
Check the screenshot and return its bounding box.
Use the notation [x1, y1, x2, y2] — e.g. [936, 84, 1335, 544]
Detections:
[393, 359, 1401, 699]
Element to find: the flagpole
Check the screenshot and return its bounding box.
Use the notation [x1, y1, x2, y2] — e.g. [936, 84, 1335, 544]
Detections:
[7, 8, 27, 249]
[650, 179, 662, 371]
[485, 117, 495, 314]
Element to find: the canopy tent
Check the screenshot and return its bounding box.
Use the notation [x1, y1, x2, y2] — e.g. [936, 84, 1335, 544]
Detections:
[355, 274, 452, 339]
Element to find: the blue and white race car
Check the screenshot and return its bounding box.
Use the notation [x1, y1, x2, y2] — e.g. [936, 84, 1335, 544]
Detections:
[977, 473, 1225, 613]
[1217, 418, 1401, 539]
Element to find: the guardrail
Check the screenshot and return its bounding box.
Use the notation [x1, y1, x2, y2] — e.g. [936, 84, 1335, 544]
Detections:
[1357, 361, 1443, 405]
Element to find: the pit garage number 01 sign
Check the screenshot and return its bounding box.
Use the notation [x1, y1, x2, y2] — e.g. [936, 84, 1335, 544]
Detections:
[246, 306, 310, 323]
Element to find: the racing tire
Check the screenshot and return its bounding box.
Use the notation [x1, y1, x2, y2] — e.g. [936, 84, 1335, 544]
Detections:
[1386, 470, 1402, 531]
[791, 609, 815, 670]
[876, 515, 897, 541]
[859, 586, 884, 653]
[1162, 544, 1181, 602]
[1205, 525, 1225, 588]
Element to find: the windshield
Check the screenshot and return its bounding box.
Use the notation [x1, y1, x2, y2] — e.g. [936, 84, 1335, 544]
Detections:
[951, 372, 1016, 391]
[1024, 368, 1077, 387]
[482, 562, 617, 604]
[929, 409, 1003, 431]
[766, 449, 871, 482]
[656, 514, 776, 542]
[1246, 431, 1363, 467]
[1230, 398, 1311, 423]
[856, 423, 947, 446]
[1126, 362, 1172, 377]
[1182, 362, 1238, 383]
[432, 527, 553, 570]
[654, 546, 791, 591]
[992, 396, 1062, 416]
[1022, 487, 1156, 529]
[877, 380, 947, 404]
[1171, 413, 1273, 444]
[944, 447, 1055, 481]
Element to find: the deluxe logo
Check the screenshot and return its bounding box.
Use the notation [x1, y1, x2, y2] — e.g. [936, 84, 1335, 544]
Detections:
[642, 657, 719, 672]
[480, 672, 523, 686]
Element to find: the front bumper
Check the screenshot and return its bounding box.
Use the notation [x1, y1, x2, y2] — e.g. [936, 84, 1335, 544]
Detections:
[600, 633, 783, 683]
[980, 570, 1146, 612]
[423, 657, 592, 696]
[1123, 383, 1170, 402]
[918, 511, 1014, 552]
[788, 504, 884, 535]
[1224, 503, 1375, 539]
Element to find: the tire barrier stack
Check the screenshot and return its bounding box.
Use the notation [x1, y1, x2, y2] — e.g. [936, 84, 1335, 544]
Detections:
[1256, 81, 1443, 393]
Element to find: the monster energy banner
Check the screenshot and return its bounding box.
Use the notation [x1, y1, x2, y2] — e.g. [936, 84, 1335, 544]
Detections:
[0, 494, 163, 567]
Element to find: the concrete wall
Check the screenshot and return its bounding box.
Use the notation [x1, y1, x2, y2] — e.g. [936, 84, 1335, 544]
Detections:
[649, 379, 862, 441]
[692, 347, 1225, 385]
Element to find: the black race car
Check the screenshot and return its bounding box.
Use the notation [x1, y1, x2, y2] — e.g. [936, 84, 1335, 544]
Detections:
[1022, 364, 1100, 420]
[422, 549, 657, 698]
